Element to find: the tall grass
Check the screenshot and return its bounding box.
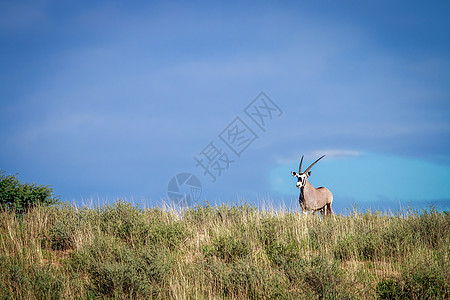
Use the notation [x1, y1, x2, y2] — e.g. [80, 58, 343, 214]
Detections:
[0, 200, 448, 299]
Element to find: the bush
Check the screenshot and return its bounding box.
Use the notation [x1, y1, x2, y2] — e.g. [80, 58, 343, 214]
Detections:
[266, 240, 304, 284]
[230, 259, 289, 299]
[95, 200, 187, 250]
[201, 258, 290, 299]
[376, 278, 404, 299]
[334, 234, 356, 261]
[302, 255, 342, 299]
[376, 254, 449, 299]
[334, 230, 382, 261]
[32, 265, 64, 300]
[70, 234, 173, 298]
[0, 171, 59, 213]
[402, 257, 449, 299]
[406, 208, 450, 248]
[49, 220, 74, 250]
[208, 235, 250, 263]
[0, 258, 63, 300]
[89, 261, 150, 298]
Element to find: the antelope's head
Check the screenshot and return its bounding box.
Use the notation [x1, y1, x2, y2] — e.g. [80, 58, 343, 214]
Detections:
[291, 155, 325, 188]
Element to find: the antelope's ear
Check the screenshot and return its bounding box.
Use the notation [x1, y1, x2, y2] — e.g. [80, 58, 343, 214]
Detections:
[291, 171, 297, 176]
[307, 171, 311, 177]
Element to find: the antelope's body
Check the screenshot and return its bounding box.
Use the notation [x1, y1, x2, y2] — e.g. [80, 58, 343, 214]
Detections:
[292, 155, 333, 216]
[299, 178, 333, 215]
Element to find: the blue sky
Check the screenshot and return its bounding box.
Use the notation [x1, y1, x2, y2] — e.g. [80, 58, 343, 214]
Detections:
[1, 1, 449, 212]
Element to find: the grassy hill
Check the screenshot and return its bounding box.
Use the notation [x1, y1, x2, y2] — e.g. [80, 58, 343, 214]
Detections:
[0, 200, 448, 299]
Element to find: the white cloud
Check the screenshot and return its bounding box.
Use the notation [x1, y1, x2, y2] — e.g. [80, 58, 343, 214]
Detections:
[275, 149, 361, 165]
[311, 149, 361, 159]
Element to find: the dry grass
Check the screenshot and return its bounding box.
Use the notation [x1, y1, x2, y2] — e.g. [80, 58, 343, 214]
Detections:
[0, 200, 448, 299]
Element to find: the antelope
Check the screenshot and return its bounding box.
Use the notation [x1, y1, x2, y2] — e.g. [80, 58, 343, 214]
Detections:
[291, 155, 333, 216]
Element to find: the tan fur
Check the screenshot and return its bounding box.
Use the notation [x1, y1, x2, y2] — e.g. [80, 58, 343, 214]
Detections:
[293, 155, 333, 216]
[299, 180, 333, 216]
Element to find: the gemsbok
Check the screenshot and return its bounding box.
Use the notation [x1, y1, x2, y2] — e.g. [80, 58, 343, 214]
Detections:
[291, 155, 333, 216]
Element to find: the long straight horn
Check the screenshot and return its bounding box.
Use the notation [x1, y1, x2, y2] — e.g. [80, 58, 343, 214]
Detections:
[298, 155, 304, 173]
[302, 155, 326, 174]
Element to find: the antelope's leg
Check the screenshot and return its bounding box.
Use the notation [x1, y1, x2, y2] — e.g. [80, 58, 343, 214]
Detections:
[327, 203, 333, 215]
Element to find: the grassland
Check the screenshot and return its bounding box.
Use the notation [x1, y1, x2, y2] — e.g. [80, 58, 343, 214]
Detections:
[0, 200, 448, 299]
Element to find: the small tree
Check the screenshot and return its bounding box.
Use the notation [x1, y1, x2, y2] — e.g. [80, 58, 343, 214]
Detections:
[0, 171, 59, 213]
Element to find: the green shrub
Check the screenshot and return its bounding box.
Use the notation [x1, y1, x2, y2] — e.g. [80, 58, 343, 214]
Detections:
[182, 202, 215, 227]
[44, 204, 93, 251]
[32, 265, 63, 300]
[0, 259, 31, 298]
[49, 221, 74, 250]
[97, 200, 148, 245]
[335, 229, 384, 261]
[302, 255, 342, 299]
[0, 257, 62, 300]
[402, 258, 449, 299]
[230, 259, 285, 299]
[376, 278, 404, 299]
[307, 217, 337, 250]
[0, 171, 59, 213]
[380, 218, 409, 257]
[94, 200, 187, 250]
[377, 253, 449, 299]
[201, 259, 232, 296]
[258, 216, 280, 247]
[407, 208, 450, 248]
[266, 240, 305, 284]
[202, 258, 290, 299]
[145, 221, 187, 251]
[215, 202, 256, 224]
[70, 234, 173, 298]
[334, 234, 356, 261]
[357, 231, 381, 260]
[209, 235, 250, 263]
[89, 261, 150, 298]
